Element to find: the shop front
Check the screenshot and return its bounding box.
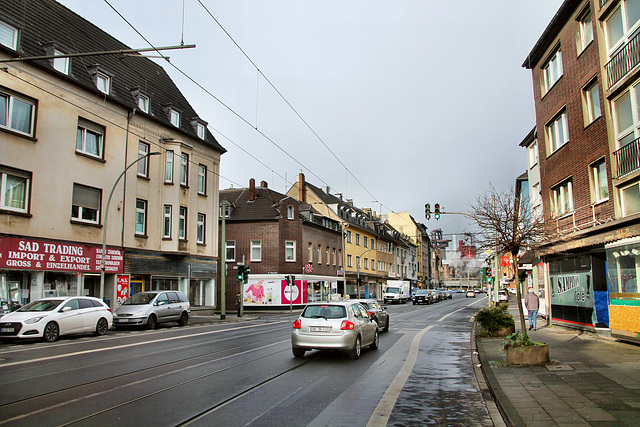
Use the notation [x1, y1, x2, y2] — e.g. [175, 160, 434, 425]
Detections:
[0, 236, 124, 312]
[606, 237, 640, 343]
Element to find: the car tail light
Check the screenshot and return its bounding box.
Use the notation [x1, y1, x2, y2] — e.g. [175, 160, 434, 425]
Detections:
[293, 319, 301, 329]
[340, 320, 355, 330]
[368, 311, 374, 317]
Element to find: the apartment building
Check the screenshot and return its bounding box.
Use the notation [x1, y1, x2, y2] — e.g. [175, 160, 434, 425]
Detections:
[0, 0, 225, 310]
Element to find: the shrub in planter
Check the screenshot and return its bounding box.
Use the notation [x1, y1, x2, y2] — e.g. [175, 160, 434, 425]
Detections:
[476, 305, 515, 337]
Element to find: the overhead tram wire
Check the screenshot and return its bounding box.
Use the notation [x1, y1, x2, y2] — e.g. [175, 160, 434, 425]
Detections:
[103, 0, 331, 190]
[195, 0, 391, 213]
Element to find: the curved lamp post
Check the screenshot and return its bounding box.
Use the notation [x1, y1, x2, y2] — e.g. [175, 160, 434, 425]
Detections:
[357, 247, 377, 298]
[100, 151, 161, 301]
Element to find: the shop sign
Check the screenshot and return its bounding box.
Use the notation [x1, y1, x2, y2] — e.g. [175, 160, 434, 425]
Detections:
[116, 274, 130, 305]
[0, 237, 123, 273]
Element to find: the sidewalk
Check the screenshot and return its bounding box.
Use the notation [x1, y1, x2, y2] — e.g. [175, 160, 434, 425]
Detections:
[476, 304, 640, 426]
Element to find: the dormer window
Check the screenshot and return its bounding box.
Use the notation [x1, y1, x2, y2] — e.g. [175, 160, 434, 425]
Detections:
[169, 108, 180, 127]
[95, 72, 110, 94]
[196, 122, 205, 139]
[52, 50, 69, 74]
[191, 118, 207, 140]
[137, 93, 149, 113]
[0, 21, 18, 50]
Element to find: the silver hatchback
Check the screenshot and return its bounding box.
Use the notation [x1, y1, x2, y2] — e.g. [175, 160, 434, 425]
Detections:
[291, 301, 379, 359]
[114, 291, 190, 329]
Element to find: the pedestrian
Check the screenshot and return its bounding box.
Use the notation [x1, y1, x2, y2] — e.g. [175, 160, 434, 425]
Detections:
[524, 287, 540, 331]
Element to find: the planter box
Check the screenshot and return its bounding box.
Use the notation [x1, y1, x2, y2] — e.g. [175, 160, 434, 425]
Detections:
[505, 343, 549, 366]
[491, 325, 515, 337]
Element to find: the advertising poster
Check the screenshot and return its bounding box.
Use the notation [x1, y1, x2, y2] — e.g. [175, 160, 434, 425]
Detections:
[116, 274, 130, 306]
[243, 279, 280, 306]
[282, 279, 305, 305]
[550, 271, 596, 327]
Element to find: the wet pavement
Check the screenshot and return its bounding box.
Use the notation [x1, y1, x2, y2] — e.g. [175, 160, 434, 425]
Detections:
[476, 303, 640, 426]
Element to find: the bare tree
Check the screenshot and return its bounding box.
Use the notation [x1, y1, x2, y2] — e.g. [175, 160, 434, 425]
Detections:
[467, 185, 549, 336]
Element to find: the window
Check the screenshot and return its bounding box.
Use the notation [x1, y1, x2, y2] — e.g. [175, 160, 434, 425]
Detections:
[347, 254, 353, 267]
[583, 80, 601, 125]
[137, 94, 149, 113]
[613, 82, 640, 149]
[590, 159, 609, 203]
[95, 72, 110, 95]
[528, 141, 539, 168]
[198, 164, 207, 195]
[332, 248, 336, 266]
[0, 166, 30, 212]
[338, 249, 342, 266]
[285, 241, 295, 262]
[225, 241, 236, 262]
[251, 240, 262, 261]
[551, 179, 574, 216]
[169, 109, 180, 127]
[165, 150, 174, 183]
[179, 206, 187, 240]
[180, 153, 189, 186]
[532, 182, 541, 207]
[356, 233, 361, 246]
[577, 9, 593, 53]
[76, 118, 104, 158]
[196, 122, 206, 139]
[604, 0, 640, 53]
[371, 239, 375, 250]
[308, 243, 313, 263]
[287, 205, 294, 220]
[622, 180, 640, 216]
[135, 199, 147, 236]
[52, 50, 69, 75]
[137, 142, 150, 177]
[317, 244, 321, 264]
[346, 230, 352, 243]
[326, 246, 330, 265]
[0, 21, 18, 50]
[546, 110, 569, 153]
[0, 90, 36, 136]
[364, 258, 369, 269]
[542, 47, 563, 93]
[371, 259, 376, 271]
[71, 183, 101, 224]
[163, 205, 172, 238]
[197, 213, 205, 244]
[356, 256, 361, 269]
[364, 236, 368, 248]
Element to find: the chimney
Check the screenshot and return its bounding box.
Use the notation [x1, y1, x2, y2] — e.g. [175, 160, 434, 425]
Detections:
[260, 180, 268, 188]
[298, 173, 306, 203]
[249, 178, 255, 201]
[322, 185, 331, 195]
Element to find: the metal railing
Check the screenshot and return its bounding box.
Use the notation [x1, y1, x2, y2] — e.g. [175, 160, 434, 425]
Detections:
[605, 32, 640, 88]
[551, 202, 612, 236]
[615, 137, 640, 177]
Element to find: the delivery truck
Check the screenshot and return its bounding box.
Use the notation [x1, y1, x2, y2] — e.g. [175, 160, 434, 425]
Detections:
[383, 280, 411, 304]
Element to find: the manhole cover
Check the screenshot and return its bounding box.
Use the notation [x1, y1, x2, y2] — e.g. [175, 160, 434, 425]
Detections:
[546, 364, 574, 371]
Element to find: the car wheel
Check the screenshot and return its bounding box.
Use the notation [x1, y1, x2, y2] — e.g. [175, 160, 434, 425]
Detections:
[95, 318, 109, 336]
[146, 314, 158, 330]
[383, 318, 389, 332]
[292, 347, 306, 358]
[43, 322, 59, 342]
[370, 330, 379, 350]
[178, 312, 189, 327]
[349, 336, 362, 360]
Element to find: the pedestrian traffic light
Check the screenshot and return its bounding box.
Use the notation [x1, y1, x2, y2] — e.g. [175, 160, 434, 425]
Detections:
[425, 203, 431, 220]
[434, 203, 440, 220]
[237, 265, 245, 282]
[285, 275, 290, 284]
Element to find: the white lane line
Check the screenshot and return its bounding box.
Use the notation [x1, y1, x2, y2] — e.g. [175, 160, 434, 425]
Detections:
[438, 298, 485, 322]
[0, 321, 290, 368]
[366, 325, 434, 427]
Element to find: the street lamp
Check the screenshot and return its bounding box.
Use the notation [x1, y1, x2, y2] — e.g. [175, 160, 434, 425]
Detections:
[356, 247, 376, 298]
[100, 151, 161, 302]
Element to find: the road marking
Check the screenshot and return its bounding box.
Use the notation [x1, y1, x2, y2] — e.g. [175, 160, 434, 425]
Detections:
[438, 298, 485, 322]
[366, 325, 434, 427]
[0, 321, 290, 368]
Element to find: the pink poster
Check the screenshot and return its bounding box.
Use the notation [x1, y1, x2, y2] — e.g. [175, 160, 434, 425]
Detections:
[281, 279, 306, 304]
[116, 274, 130, 305]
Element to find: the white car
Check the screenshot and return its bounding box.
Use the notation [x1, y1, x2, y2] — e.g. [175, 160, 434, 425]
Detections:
[0, 297, 113, 342]
[498, 290, 509, 302]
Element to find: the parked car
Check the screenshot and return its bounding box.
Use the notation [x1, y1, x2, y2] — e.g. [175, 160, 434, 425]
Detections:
[466, 289, 476, 298]
[439, 289, 453, 299]
[0, 296, 112, 342]
[498, 289, 509, 302]
[352, 299, 389, 332]
[291, 301, 379, 359]
[413, 290, 433, 305]
[114, 291, 190, 329]
[431, 289, 444, 302]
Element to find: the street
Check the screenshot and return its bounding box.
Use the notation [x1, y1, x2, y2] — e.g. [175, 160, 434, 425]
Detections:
[0, 294, 492, 426]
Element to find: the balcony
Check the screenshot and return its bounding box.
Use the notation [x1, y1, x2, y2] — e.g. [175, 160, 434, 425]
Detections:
[605, 32, 640, 88]
[615, 137, 640, 178]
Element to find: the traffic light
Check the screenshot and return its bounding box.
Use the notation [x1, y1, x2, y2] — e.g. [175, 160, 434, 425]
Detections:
[285, 275, 290, 284]
[243, 266, 250, 281]
[487, 267, 492, 278]
[434, 203, 440, 220]
[237, 265, 245, 281]
[425, 203, 431, 220]
[291, 275, 296, 284]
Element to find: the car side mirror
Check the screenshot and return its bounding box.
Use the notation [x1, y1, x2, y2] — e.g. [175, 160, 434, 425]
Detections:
[61, 306, 72, 312]
[156, 301, 166, 306]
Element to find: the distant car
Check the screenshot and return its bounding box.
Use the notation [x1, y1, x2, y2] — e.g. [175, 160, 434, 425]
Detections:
[0, 296, 112, 342]
[432, 289, 444, 302]
[352, 299, 389, 332]
[413, 290, 433, 305]
[439, 289, 452, 299]
[291, 301, 379, 359]
[498, 290, 509, 302]
[466, 289, 476, 298]
[475, 288, 483, 293]
[114, 291, 190, 329]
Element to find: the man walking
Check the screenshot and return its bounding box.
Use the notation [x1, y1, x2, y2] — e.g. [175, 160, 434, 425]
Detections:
[524, 287, 540, 331]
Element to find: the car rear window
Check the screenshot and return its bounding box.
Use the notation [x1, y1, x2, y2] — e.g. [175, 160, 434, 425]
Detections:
[303, 305, 346, 319]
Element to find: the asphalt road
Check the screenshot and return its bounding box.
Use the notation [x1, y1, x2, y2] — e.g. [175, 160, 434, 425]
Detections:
[0, 293, 492, 426]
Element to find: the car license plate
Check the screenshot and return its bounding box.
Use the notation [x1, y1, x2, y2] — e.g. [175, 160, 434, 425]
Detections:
[116, 319, 129, 323]
[1, 327, 14, 333]
[310, 326, 331, 332]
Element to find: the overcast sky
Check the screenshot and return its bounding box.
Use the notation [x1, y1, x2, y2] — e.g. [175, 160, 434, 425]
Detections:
[59, 0, 564, 240]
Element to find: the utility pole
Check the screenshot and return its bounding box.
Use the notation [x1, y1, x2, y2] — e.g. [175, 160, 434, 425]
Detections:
[220, 199, 227, 320]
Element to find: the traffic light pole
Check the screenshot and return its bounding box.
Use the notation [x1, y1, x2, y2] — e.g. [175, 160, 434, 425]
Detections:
[220, 199, 227, 320]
